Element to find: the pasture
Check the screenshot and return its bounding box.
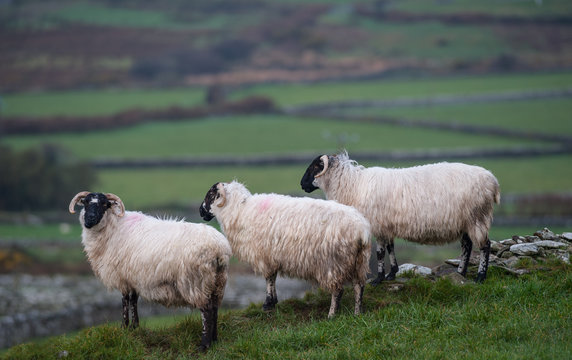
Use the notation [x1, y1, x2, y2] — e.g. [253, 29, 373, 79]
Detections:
[3, 71, 571, 208]
[2, 71, 571, 267]
[4, 262, 571, 359]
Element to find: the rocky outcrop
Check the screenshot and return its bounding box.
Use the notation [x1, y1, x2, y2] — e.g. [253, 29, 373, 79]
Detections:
[398, 228, 571, 281]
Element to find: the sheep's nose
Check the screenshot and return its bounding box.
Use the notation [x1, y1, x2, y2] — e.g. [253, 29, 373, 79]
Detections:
[199, 204, 214, 221]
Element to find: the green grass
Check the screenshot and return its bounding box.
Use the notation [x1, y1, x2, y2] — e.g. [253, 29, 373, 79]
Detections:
[363, 21, 507, 60]
[0, 223, 81, 242]
[4, 262, 571, 359]
[53, 2, 187, 29]
[231, 71, 572, 107]
[1, 113, 546, 160]
[385, 0, 572, 17]
[1, 88, 205, 117]
[4, 71, 570, 117]
[344, 97, 572, 135]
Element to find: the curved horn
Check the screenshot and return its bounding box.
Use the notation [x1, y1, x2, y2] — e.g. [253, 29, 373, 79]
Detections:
[69, 191, 90, 214]
[105, 193, 125, 217]
[314, 155, 329, 178]
[217, 183, 226, 207]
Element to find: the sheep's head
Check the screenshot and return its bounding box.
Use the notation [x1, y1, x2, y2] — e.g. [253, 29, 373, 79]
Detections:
[200, 182, 226, 221]
[69, 191, 125, 229]
[300, 154, 330, 193]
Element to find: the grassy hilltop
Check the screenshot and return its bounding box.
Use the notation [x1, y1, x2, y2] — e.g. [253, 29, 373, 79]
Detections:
[3, 261, 571, 359]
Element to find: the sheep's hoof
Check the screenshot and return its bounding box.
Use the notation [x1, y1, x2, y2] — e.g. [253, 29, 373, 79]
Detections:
[475, 273, 486, 283]
[198, 344, 209, 352]
[385, 273, 397, 281]
[369, 275, 385, 286]
[262, 302, 276, 311]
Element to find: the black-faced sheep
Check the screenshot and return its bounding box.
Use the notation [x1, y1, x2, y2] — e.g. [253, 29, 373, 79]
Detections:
[199, 181, 371, 318]
[300, 151, 500, 283]
[69, 191, 232, 351]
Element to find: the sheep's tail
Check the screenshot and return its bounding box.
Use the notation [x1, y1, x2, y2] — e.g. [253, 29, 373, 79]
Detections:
[212, 254, 229, 308]
[354, 230, 372, 283]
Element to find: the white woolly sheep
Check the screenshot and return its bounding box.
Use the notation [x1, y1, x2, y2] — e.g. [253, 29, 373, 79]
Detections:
[69, 191, 232, 351]
[199, 181, 371, 318]
[301, 151, 500, 283]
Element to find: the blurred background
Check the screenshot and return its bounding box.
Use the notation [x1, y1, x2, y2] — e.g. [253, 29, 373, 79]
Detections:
[0, 0, 571, 349]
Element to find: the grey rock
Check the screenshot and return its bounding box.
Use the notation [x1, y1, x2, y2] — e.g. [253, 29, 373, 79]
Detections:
[432, 263, 458, 277]
[555, 250, 570, 264]
[502, 256, 521, 267]
[560, 232, 572, 241]
[397, 263, 432, 277]
[501, 251, 514, 259]
[387, 283, 405, 292]
[534, 228, 556, 240]
[490, 240, 506, 253]
[442, 272, 467, 285]
[533, 240, 568, 249]
[510, 243, 539, 256]
[500, 239, 516, 246]
[445, 259, 461, 266]
[525, 235, 541, 242]
[490, 239, 499, 249]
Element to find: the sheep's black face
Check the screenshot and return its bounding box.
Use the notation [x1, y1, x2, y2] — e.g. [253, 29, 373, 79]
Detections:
[300, 155, 323, 193]
[83, 193, 112, 229]
[200, 183, 219, 221]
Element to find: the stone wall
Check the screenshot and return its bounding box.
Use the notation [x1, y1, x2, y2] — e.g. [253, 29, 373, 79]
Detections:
[391, 228, 571, 282]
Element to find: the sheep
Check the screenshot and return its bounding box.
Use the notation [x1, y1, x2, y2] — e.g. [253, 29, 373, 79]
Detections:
[68, 191, 232, 351]
[300, 151, 500, 283]
[199, 181, 371, 318]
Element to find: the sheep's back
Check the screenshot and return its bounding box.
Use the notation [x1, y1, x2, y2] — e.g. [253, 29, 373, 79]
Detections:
[92, 213, 231, 308]
[223, 194, 370, 286]
[335, 162, 499, 243]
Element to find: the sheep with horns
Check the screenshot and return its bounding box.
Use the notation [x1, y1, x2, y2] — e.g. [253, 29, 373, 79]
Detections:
[69, 191, 232, 351]
[300, 151, 500, 283]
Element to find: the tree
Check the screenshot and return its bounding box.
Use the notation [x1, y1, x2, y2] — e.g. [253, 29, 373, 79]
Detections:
[0, 145, 97, 211]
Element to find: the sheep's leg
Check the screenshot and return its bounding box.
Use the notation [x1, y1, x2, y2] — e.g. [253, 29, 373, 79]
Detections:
[476, 238, 491, 283]
[199, 307, 214, 351]
[129, 291, 139, 329]
[263, 272, 278, 311]
[121, 293, 130, 328]
[212, 305, 219, 342]
[385, 239, 399, 280]
[211, 294, 219, 342]
[458, 233, 473, 277]
[353, 282, 365, 315]
[328, 288, 344, 318]
[370, 240, 386, 286]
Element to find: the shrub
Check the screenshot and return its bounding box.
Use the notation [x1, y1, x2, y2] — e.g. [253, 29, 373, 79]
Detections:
[0, 145, 97, 211]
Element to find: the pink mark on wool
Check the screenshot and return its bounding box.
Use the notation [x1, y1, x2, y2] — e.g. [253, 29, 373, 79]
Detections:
[123, 212, 145, 227]
[258, 197, 273, 214]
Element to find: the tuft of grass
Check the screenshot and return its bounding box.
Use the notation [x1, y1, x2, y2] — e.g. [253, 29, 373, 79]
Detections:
[4, 262, 571, 359]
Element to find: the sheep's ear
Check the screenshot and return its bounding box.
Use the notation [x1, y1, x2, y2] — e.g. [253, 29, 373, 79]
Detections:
[216, 183, 227, 207]
[314, 155, 329, 178]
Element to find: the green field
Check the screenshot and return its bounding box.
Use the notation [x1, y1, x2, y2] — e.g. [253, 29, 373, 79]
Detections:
[230, 72, 572, 107]
[345, 97, 572, 135]
[3, 71, 571, 117]
[3, 114, 546, 159]
[3, 72, 572, 208]
[2, 88, 205, 117]
[385, 0, 572, 17]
